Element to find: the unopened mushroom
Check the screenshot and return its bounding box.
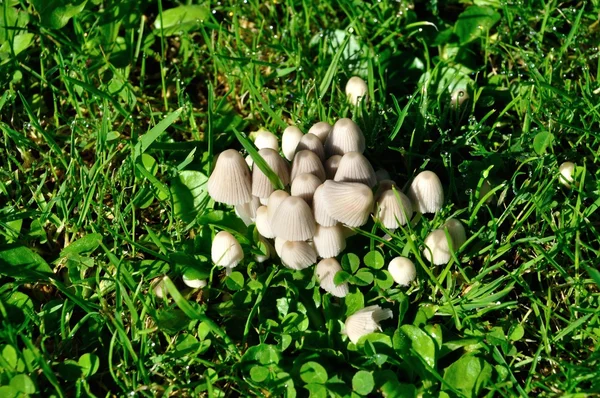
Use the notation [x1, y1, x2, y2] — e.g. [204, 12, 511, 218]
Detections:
[274, 237, 286, 258]
[324, 155, 342, 180]
[322, 180, 373, 227]
[234, 196, 261, 226]
[267, 190, 290, 226]
[313, 224, 346, 258]
[344, 305, 393, 344]
[325, 118, 366, 157]
[282, 126, 304, 161]
[208, 149, 252, 205]
[211, 231, 244, 269]
[450, 88, 469, 109]
[271, 196, 316, 241]
[375, 189, 413, 229]
[254, 237, 272, 263]
[252, 148, 290, 199]
[291, 173, 321, 205]
[388, 257, 416, 286]
[559, 161, 575, 188]
[252, 129, 279, 150]
[153, 278, 168, 299]
[334, 152, 377, 188]
[443, 218, 466, 250]
[295, 134, 325, 162]
[423, 229, 451, 265]
[315, 258, 348, 297]
[345, 76, 368, 105]
[281, 241, 317, 270]
[182, 269, 208, 289]
[408, 170, 444, 214]
[308, 121, 332, 143]
[312, 184, 338, 227]
[255, 206, 275, 239]
[290, 150, 326, 181]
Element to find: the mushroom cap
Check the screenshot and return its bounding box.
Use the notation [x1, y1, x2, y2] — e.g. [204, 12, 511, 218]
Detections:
[315, 258, 348, 297]
[234, 196, 261, 226]
[281, 240, 317, 270]
[345, 76, 368, 105]
[282, 126, 304, 161]
[313, 224, 346, 258]
[254, 237, 272, 263]
[450, 88, 470, 108]
[312, 184, 338, 227]
[291, 150, 326, 182]
[344, 305, 393, 344]
[375, 168, 391, 182]
[255, 206, 275, 239]
[274, 237, 287, 258]
[253, 129, 279, 150]
[334, 151, 377, 188]
[443, 218, 466, 250]
[408, 170, 444, 214]
[308, 121, 332, 143]
[182, 269, 208, 288]
[208, 149, 252, 205]
[324, 155, 342, 180]
[375, 189, 413, 229]
[296, 133, 325, 162]
[322, 180, 374, 227]
[388, 257, 416, 286]
[325, 118, 365, 157]
[245, 154, 254, 168]
[271, 196, 316, 241]
[153, 279, 168, 299]
[252, 148, 290, 199]
[291, 173, 322, 205]
[559, 161, 575, 187]
[423, 229, 451, 265]
[211, 231, 244, 268]
[267, 190, 291, 226]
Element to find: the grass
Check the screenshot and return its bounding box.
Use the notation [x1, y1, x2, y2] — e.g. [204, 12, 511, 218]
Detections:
[1, 0, 600, 396]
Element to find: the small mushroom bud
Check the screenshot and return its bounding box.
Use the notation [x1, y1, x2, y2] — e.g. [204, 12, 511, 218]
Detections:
[315, 258, 348, 297]
[345, 76, 368, 106]
[308, 121, 332, 143]
[388, 257, 416, 286]
[325, 118, 365, 157]
[282, 126, 304, 161]
[211, 231, 244, 269]
[408, 170, 444, 214]
[559, 161, 575, 188]
[344, 305, 393, 344]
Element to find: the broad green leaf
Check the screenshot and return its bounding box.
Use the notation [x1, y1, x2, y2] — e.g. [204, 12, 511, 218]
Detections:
[154, 5, 210, 36]
[374, 270, 394, 290]
[304, 383, 327, 398]
[226, 271, 245, 291]
[344, 290, 364, 317]
[400, 325, 436, 368]
[375, 370, 416, 398]
[508, 324, 525, 342]
[60, 233, 102, 257]
[0, 33, 34, 57]
[250, 365, 270, 382]
[532, 131, 554, 155]
[299, 361, 328, 384]
[241, 344, 281, 365]
[0, 6, 30, 44]
[9, 374, 35, 394]
[56, 360, 83, 381]
[442, 355, 493, 396]
[1, 290, 34, 323]
[363, 251, 384, 269]
[173, 334, 199, 356]
[0, 244, 53, 279]
[1, 345, 19, 370]
[352, 370, 374, 395]
[352, 270, 374, 286]
[333, 270, 352, 286]
[170, 170, 209, 224]
[78, 353, 100, 377]
[341, 253, 360, 274]
[454, 6, 500, 45]
[156, 309, 190, 334]
[30, 0, 88, 29]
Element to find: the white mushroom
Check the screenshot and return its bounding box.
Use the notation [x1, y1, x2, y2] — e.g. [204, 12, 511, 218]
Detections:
[308, 121, 332, 143]
[443, 218, 466, 251]
[375, 189, 413, 229]
[253, 129, 279, 150]
[559, 161, 575, 188]
[252, 148, 290, 199]
[280, 241, 317, 270]
[322, 180, 373, 227]
[313, 224, 346, 258]
[211, 231, 244, 269]
[312, 184, 338, 227]
[408, 170, 444, 214]
[296, 134, 325, 162]
[290, 150, 326, 181]
[255, 206, 275, 239]
[267, 190, 290, 226]
[274, 237, 286, 258]
[334, 151, 377, 188]
[344, 305, 393, 344]
[315, 258, 348, 297]
[345, 76, 368, 105]
[291, 173, 321, 205]
[388, 257, 416, 286]
[182, 269, 208, 289]
[271, 196, 316, 241]
[234, 196, 261, 226]
[423, 229, 451, 265]
[254, 237, 272, 263]
[324, 155, 342, 180]
[282, 126, 304, 161]
[325, 118, 366, 157]
[207, 149, 252, 205]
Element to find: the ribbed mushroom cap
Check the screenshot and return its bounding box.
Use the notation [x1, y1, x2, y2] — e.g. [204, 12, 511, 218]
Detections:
[282, 126, 304, 161]
[281, 241, 317, 270]
[443, 218, 466, 250]
[325, 155, 342, 180]
[312, 184, 338, 227]
[315, 258, 348, 297]
[245, 154, 254, 168]
[208, 149, 252, 205]
[408, 170, 444, 214]
[252, 148, 290, 199]
[313, 224, 346, 258]
[253, 129, 279, 150]
[296, 133, 325, 162]
[375, 169, 391, 182]
[375, 189, 413, 229]
[308, 121, 332, 143]
[255, 206, 275, 239]
[274, 237, 286, 258]
[345, 76, 368, 105]
[291, 173, 321, 205]
[267, 190, 290, 226]
[423, 229, 451, 265]
[375, 180, 398, 200]
[325, 118, 365, 157]
[211, 231, 244, 268]
[322, 180, 373, 227]
[388, 257, 416, 286]
[559, 161, 575, 188]
[271, 196, 316, 241]
[234, 196, 261, 226]
[291, 150, 326, 182]
[344, 305, 393, 344]
[334, 152, 377, 188]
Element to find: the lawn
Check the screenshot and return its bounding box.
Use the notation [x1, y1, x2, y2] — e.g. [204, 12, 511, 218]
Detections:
[1, 0, 600, 396]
